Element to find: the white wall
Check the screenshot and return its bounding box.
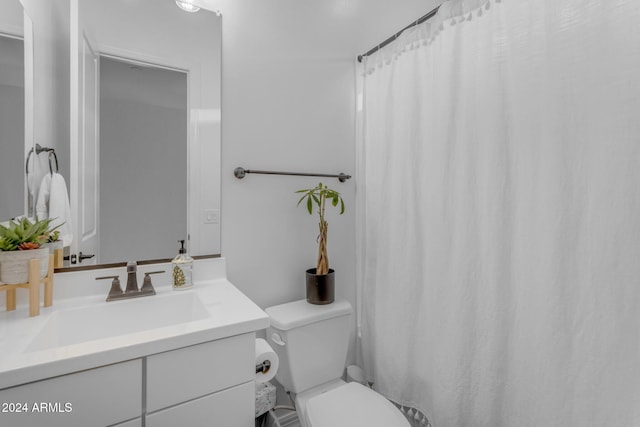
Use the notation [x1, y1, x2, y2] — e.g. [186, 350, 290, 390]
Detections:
[213, 0, 443, 379]
[0, 0, 23, 34]
[216, 0, 442, 312]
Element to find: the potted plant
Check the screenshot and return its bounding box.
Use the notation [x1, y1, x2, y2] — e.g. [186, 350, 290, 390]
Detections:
[296, 182, 345, 305]
[41, 228, 63, 254]
[0, 217, 57, 284]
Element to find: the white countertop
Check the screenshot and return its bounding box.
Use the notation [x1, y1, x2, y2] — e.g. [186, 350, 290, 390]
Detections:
[0, 258, 269, 389]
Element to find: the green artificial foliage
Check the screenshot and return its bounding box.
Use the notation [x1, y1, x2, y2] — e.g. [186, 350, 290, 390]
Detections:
[0, 217, 61, 251]
[296, 182, 345, 275]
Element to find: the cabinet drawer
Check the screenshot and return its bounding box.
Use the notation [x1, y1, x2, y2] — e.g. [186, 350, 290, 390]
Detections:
[112, 418, 142, 427]
[0, 359, 142, 427]
[146, 381, 254, 427]
[146, 333, 255, 412]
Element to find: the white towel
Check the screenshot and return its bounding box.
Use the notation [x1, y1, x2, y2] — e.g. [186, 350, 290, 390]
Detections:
[35, 174, 52, 220]
[36, 173, 73, 247]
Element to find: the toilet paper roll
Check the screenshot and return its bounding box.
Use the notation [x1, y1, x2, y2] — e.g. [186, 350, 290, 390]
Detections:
[255, 338, 279, 384]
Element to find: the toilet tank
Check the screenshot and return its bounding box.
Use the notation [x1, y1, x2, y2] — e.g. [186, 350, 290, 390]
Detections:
[266, 299, 352, 394]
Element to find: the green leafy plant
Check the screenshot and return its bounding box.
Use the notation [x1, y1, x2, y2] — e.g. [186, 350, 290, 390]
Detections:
[296, 183, 345, 275]
[43, 229, 61, 243]
[0, 217, 60, 251]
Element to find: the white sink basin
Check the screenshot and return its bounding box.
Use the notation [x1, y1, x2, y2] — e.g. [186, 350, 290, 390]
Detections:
[27, 292, 209, 351]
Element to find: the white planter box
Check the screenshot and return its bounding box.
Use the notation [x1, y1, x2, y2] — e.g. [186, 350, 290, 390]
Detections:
[0, 247, 49, 284]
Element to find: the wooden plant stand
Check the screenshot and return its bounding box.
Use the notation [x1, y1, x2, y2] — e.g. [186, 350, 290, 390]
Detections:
[53, 247, 64, 269]
[0, 250, 58, 317]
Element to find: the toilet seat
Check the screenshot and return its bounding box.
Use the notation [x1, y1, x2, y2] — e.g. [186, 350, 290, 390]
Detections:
[304, 382, 410, 427]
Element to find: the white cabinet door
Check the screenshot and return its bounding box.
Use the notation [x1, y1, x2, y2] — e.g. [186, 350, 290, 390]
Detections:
[146, 333, 254, 412]
[146, 382, 254, 427]
[0, 359, 141, 427]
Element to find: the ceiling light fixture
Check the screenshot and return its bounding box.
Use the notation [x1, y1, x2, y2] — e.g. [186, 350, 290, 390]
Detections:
[175, 0, 200, 13]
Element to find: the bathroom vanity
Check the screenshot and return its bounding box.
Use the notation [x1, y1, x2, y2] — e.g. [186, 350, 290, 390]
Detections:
[0, 258, 269, 426]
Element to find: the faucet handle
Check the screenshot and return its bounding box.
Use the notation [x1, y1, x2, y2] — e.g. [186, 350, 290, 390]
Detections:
[141, 270, 165, 294]
[96, 275, 122, 301]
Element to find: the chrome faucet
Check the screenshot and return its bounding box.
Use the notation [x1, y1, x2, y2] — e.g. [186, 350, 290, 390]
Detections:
[96, 263, 164, 302]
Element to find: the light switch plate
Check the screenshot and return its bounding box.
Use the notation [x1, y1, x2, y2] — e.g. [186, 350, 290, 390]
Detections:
[203, 209, 220, 224]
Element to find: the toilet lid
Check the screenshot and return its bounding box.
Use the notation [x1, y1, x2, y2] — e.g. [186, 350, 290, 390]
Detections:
[305, 382, 410, 427]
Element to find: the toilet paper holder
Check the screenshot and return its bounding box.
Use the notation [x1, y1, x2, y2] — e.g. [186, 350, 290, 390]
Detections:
[256, 360, 271, 374]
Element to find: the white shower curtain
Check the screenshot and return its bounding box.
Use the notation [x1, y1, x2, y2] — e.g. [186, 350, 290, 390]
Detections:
[356, 0, 640, 426]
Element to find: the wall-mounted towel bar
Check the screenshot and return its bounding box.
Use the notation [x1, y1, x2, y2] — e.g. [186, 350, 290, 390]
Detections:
[234, 167, 351, 183]
[25, 144, 59, 175]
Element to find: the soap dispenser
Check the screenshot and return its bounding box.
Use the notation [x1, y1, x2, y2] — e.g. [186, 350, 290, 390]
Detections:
[172, 240, 193, 290]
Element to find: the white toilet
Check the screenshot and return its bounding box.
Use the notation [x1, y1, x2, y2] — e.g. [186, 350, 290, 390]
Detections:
[265, 299, 409, 427]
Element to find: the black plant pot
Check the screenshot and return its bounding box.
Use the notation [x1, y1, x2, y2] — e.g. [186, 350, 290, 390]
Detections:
[306, 268, 335, 305]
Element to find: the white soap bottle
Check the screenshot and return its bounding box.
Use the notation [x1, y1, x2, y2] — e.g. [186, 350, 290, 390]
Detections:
[172, 240, 193, 290]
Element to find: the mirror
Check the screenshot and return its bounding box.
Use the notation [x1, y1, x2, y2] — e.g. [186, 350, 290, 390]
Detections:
[0, 34, 25, 220]
[0, 0, 32, 221]
[1, 0, 221, 269]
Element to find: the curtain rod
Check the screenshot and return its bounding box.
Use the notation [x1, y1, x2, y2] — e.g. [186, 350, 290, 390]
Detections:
[234, 167, 351, 183]
[357, 5, 441, 63]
